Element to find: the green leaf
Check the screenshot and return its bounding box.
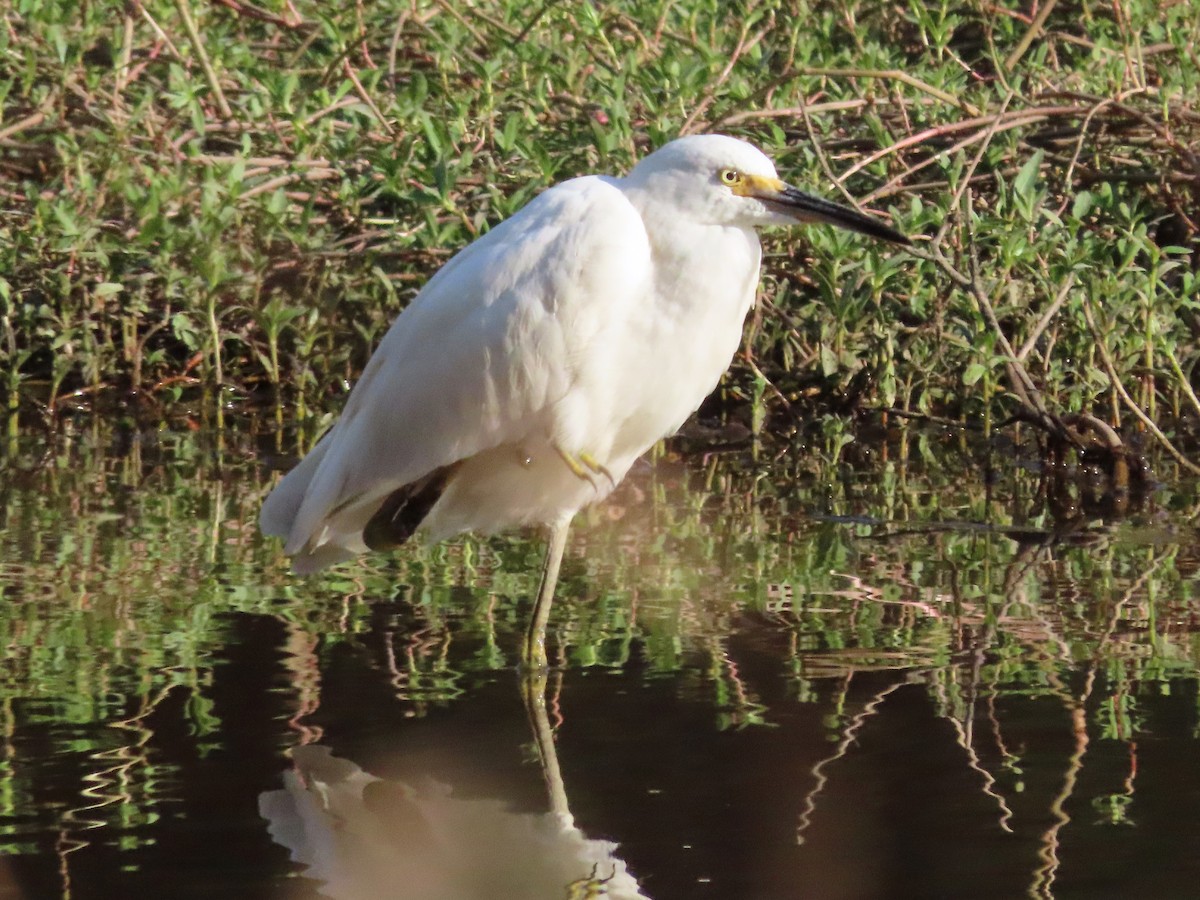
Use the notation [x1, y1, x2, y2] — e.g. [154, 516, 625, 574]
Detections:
[962, 363, 988, 386]
[1013, 150, 1044, 200]
[820, 343, 838, 377]
[1072, 191, 1096, 219]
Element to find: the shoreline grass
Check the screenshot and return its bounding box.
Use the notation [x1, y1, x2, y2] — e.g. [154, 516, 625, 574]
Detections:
[2, 0, 1198, 467]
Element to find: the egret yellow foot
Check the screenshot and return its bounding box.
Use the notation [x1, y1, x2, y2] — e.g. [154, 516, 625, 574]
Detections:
[555, 446, 615, 487]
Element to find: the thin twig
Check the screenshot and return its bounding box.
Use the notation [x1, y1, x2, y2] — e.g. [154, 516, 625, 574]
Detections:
[1004, 0, 1061, 72]
[795, 66, 980, 117]
[935, 90, 1014, 248]
[1016, 273, 1076, 362]
[0, 111, 45, 142]
[743, 352, 795, 417]
[842, 105, 1087, 183]
[715, 99, 868, 128]
[515, 0, 565, 44]
[130, 0, 187, 61]
[1080, 296, 1200, 475]
[795, 680, 905, 845]
[681, 15, 769, 135]
[387, 9, 412, 87]
[172, 0, 233, 118]
[1163, 345, 1200, 420]
[799, 94, 857, 206]
[238, 169, 338, 200]
[341, 59, 395, 135]
[1055, 95, 1119, 216]
[211, 0, 304, 28]
[963, 225, 1055, 420]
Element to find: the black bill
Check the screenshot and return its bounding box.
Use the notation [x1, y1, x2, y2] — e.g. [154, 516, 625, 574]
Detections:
[767, 184, 910, 245]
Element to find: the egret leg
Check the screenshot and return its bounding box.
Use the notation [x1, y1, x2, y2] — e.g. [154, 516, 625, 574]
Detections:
[523, 516, 572, 670]
[522, 668, 571, 820]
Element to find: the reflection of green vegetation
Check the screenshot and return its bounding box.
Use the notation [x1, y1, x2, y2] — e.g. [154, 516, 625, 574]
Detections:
[4, 1, 1200, 470]
[2, 423, 1200, 852]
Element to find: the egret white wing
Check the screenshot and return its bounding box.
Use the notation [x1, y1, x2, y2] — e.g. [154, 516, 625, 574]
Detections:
[261, 175, 652, 566]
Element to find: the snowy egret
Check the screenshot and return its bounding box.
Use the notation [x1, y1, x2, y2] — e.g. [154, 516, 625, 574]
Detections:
[260, 134, 908, 668]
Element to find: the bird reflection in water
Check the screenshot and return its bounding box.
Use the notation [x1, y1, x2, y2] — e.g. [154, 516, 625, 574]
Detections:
[260, 716, 647, 900]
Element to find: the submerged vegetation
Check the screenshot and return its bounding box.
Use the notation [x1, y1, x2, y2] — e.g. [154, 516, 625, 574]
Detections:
[2, 421, 1200, 889]
[5, 5, 1200, 891]
[2, 0, 1199, 471]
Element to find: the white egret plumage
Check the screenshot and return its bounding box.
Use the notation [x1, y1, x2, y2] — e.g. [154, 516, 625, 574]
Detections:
[260, 134, 908, 668]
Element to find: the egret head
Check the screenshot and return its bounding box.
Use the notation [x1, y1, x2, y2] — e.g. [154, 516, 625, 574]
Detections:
[625, 134, 908, 244]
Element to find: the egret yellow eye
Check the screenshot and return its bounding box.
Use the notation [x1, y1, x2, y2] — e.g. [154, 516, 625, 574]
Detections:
[719, 168, 742, 186]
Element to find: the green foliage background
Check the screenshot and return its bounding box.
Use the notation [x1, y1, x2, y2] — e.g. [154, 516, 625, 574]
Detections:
[2, 0, 1198, 449]
[4, 3, 1200, 873]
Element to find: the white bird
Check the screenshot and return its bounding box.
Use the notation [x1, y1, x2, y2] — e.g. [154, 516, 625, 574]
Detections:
[259, 745, 648, 900]
[260, 134, 908, 668]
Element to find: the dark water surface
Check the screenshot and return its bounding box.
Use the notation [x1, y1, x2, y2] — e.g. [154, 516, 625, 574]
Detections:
[2, 422, 1200, 899]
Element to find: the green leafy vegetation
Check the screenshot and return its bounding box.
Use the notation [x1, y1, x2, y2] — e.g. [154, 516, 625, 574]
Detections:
[4, 5, 1200, 884]
[2, 423, 1198, 854]
[2, 0, 1198, 469]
